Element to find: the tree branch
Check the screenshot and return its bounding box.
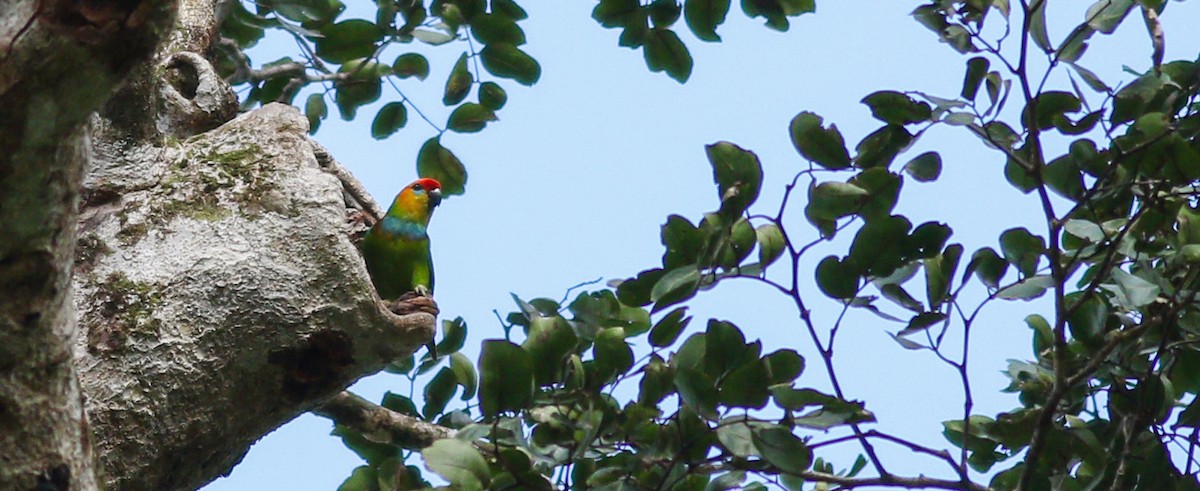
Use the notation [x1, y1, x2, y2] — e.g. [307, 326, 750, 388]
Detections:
[794, 470, 989, 491]
[313, 391, 453, 449]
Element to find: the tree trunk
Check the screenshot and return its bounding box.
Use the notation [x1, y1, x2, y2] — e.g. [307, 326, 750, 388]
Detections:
[0, 2, 179, 490]
[2, 1, 435, 490]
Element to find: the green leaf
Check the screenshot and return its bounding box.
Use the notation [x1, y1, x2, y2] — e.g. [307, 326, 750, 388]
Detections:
[649, 0, 682, 27]
[661, 215, 702, 268]
[447, 103, 497, 133]
[1086, 0, 1135, 33]
[862, 91, 933, 125]
[334, 79, 381, 120]
[816, 256, 859, 299]
[449, 352, 478, 400]
[763, 349, 804, 384]
[470, 13, 526, 45]
[807, 181, 870, 220]
[881, 284, 923, 312]
[522, 315, 579, 386]
[741, 0, 814, 31]
[421, 439, 490, 490]
[315, 20, 383, 64]
[1021, 91, 1081, 131]
[650, 266, 701, 312]
[902, 152, 942, 182]
[478, 82, 507, 110]
[996, 275, 1055, 300]
[643, 28, 693, 83]
[1107, 269, 1160, 308]
[721, 360, 771, 408]
[962, 57, 990, 100]
[639, 355, 674, 405]
[433, 317, 467, 356]
[423, 367, 458, 418]
[964, 247, 1008, 289]
[417, 137, 467, 196]
[909, 221, 952, 258]
[221, 2, 272, 48]
[381, 392, 419, 417]
[704, 319, 752, 378]
[478, 340, 534, 417]
[332, 425, 400, 466]
[1066, 294, 1106, 343]
[707, 141, 764, 217]
[304, 93, 327, 134]
[854, 125, 914, 169]
[618, 9, 650, 47]
[392, 53, 430, 80]
[1043, 155, 1084, 200]
[593, 0, 640, 27]
[1069, 62, 1110, 93]
[338, 466, 379, 491]
[370, 102, 407, 139]
[789, 112, 852, 169]
[1064, 219, 1105, 242]
[684, 0, 731, 41]
[1057, 25, 1094, 63]
[756, 223, 786, 267]
[715, 418, 758, 457]
[412, 27, 455, 45]
[650, 307, 691, 347]
[593, 327, 635, 382]
[481, 43, 541, 85]
[443, 53, 472, 106]
[925, 244, 963, 307]
[846, 214, 912, 277]
[674, 366, 718, 418]
[492, 0, 529, 19]
[899, 311, 946, 336]
[752, 426, 812, 474]
[999, 228, 1046, 277]
[1028, 0, 1050, 51]
[850, 169, 903, 220]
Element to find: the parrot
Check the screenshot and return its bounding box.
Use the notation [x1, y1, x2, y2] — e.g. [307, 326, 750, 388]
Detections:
[361, 177, 443, 356]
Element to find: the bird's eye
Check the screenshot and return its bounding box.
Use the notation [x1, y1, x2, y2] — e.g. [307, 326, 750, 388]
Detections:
[412, 183, 423, 191]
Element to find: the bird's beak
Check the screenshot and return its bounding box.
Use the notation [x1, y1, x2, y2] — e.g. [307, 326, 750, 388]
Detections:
[429, 188, 443, 208]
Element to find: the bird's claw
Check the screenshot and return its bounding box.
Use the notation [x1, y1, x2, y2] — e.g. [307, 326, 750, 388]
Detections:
[414, 284, 431, 297]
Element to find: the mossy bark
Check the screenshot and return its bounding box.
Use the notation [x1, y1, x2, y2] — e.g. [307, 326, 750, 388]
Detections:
[0, 2, 179, 490]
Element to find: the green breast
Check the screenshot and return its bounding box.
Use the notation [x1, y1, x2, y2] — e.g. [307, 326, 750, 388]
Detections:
[361, 229, 434, 300]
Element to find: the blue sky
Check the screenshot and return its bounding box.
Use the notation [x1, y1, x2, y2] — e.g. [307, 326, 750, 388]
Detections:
[205, 2, 1200, 489]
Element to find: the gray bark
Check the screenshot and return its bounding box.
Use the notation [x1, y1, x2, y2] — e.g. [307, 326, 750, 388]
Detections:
[0, 2, 178, 490]
[77, 101, 434, 491]
[70, 1, 437, 488]
[3, 1, 436, 489]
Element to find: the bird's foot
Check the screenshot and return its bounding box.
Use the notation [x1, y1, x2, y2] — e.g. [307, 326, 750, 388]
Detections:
[414, 284, 432, 297]
[387, 292, 439, 317]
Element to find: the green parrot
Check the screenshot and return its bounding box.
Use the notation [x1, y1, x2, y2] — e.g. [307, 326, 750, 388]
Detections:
[362, 177, 443, 355]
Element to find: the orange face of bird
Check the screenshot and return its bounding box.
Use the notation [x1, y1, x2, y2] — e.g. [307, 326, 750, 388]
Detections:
[391, 177, 443, 223]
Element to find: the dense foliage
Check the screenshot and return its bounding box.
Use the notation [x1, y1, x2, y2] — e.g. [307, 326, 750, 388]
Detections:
[222, 0, 1200, 489]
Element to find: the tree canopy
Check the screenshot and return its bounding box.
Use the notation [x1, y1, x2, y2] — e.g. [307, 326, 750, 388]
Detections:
[3, 0, 1198, 490]
[210, 0, 1200, 490]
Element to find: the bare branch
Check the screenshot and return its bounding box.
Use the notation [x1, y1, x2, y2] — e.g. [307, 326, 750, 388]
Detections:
[314, 141, 386, 222]
[312, 391, 453, 449]
[794, 470, 989, 491]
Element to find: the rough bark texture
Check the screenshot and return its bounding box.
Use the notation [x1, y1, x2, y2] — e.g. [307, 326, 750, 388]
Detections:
[0, 2, 178, 490]
[76, 102, 435, 491]
[64, 3, 436, 489]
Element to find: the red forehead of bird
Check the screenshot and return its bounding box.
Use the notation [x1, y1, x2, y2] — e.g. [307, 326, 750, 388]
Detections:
[413, 178, 442, 191]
